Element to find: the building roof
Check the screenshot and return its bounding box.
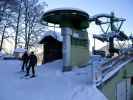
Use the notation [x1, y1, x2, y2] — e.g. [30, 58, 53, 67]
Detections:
[39, 30, 63, 43]
[41, 8, 89, 29]
[14, 48, 27, 53]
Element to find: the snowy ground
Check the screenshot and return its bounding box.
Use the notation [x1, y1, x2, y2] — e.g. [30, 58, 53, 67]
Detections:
[0, 59, 107, 100]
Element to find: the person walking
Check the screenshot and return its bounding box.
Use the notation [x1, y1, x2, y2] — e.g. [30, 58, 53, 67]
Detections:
[21, 51, 29, 72]
[25, 52, 37, 77]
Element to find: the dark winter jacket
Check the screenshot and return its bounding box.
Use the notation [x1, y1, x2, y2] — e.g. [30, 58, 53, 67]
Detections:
[22, 52, 29, 63]
[29, 54, 37, 66]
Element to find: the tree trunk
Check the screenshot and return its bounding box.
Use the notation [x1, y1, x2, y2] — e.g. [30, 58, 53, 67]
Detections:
[0, 25, 7, 51]
[27, 15, 36, 50]
[14, 0, 22, 49]
[24, 0, 28, 50]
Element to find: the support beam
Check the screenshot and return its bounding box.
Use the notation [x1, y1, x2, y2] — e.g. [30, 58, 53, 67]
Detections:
[61, 27, 72, 71]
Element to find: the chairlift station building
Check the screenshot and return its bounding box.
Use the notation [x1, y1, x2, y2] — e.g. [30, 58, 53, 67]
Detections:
[41, 8, 90, 71]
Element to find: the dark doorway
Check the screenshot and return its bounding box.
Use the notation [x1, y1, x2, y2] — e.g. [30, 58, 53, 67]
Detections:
[40, 36, 62, 64]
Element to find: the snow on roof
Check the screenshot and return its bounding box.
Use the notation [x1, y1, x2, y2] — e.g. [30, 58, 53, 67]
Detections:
[14, 48, 27, 53]
[0, 51, 3, 57]
[0, 50, 5, 57]
[41, 30, 63, 42]
[45, 7, 88, 15]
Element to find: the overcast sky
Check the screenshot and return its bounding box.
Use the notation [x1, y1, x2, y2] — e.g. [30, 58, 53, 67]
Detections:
[42, 0, 133, 49]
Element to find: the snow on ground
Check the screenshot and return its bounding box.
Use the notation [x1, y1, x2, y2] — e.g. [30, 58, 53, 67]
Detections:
[0, 59, 107, 100]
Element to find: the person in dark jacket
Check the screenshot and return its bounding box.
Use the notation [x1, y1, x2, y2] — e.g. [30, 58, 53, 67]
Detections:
[25, 52, 37, 77]
[21, 51, 29, 72]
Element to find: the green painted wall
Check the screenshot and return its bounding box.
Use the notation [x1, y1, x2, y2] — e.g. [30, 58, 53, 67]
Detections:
[71, 45, 89, 67]
[99, 61, 133, 100]
[70, 29, 89, 67]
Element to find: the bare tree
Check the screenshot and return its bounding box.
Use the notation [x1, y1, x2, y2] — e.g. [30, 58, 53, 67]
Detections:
[22, 0, 47, 50]
[0, 0, 21, 51]
[0, 0, 47, 52]
[0, 10, 15, 51]
[0, 0, 19, 22]
[14, 0, 23, 49]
